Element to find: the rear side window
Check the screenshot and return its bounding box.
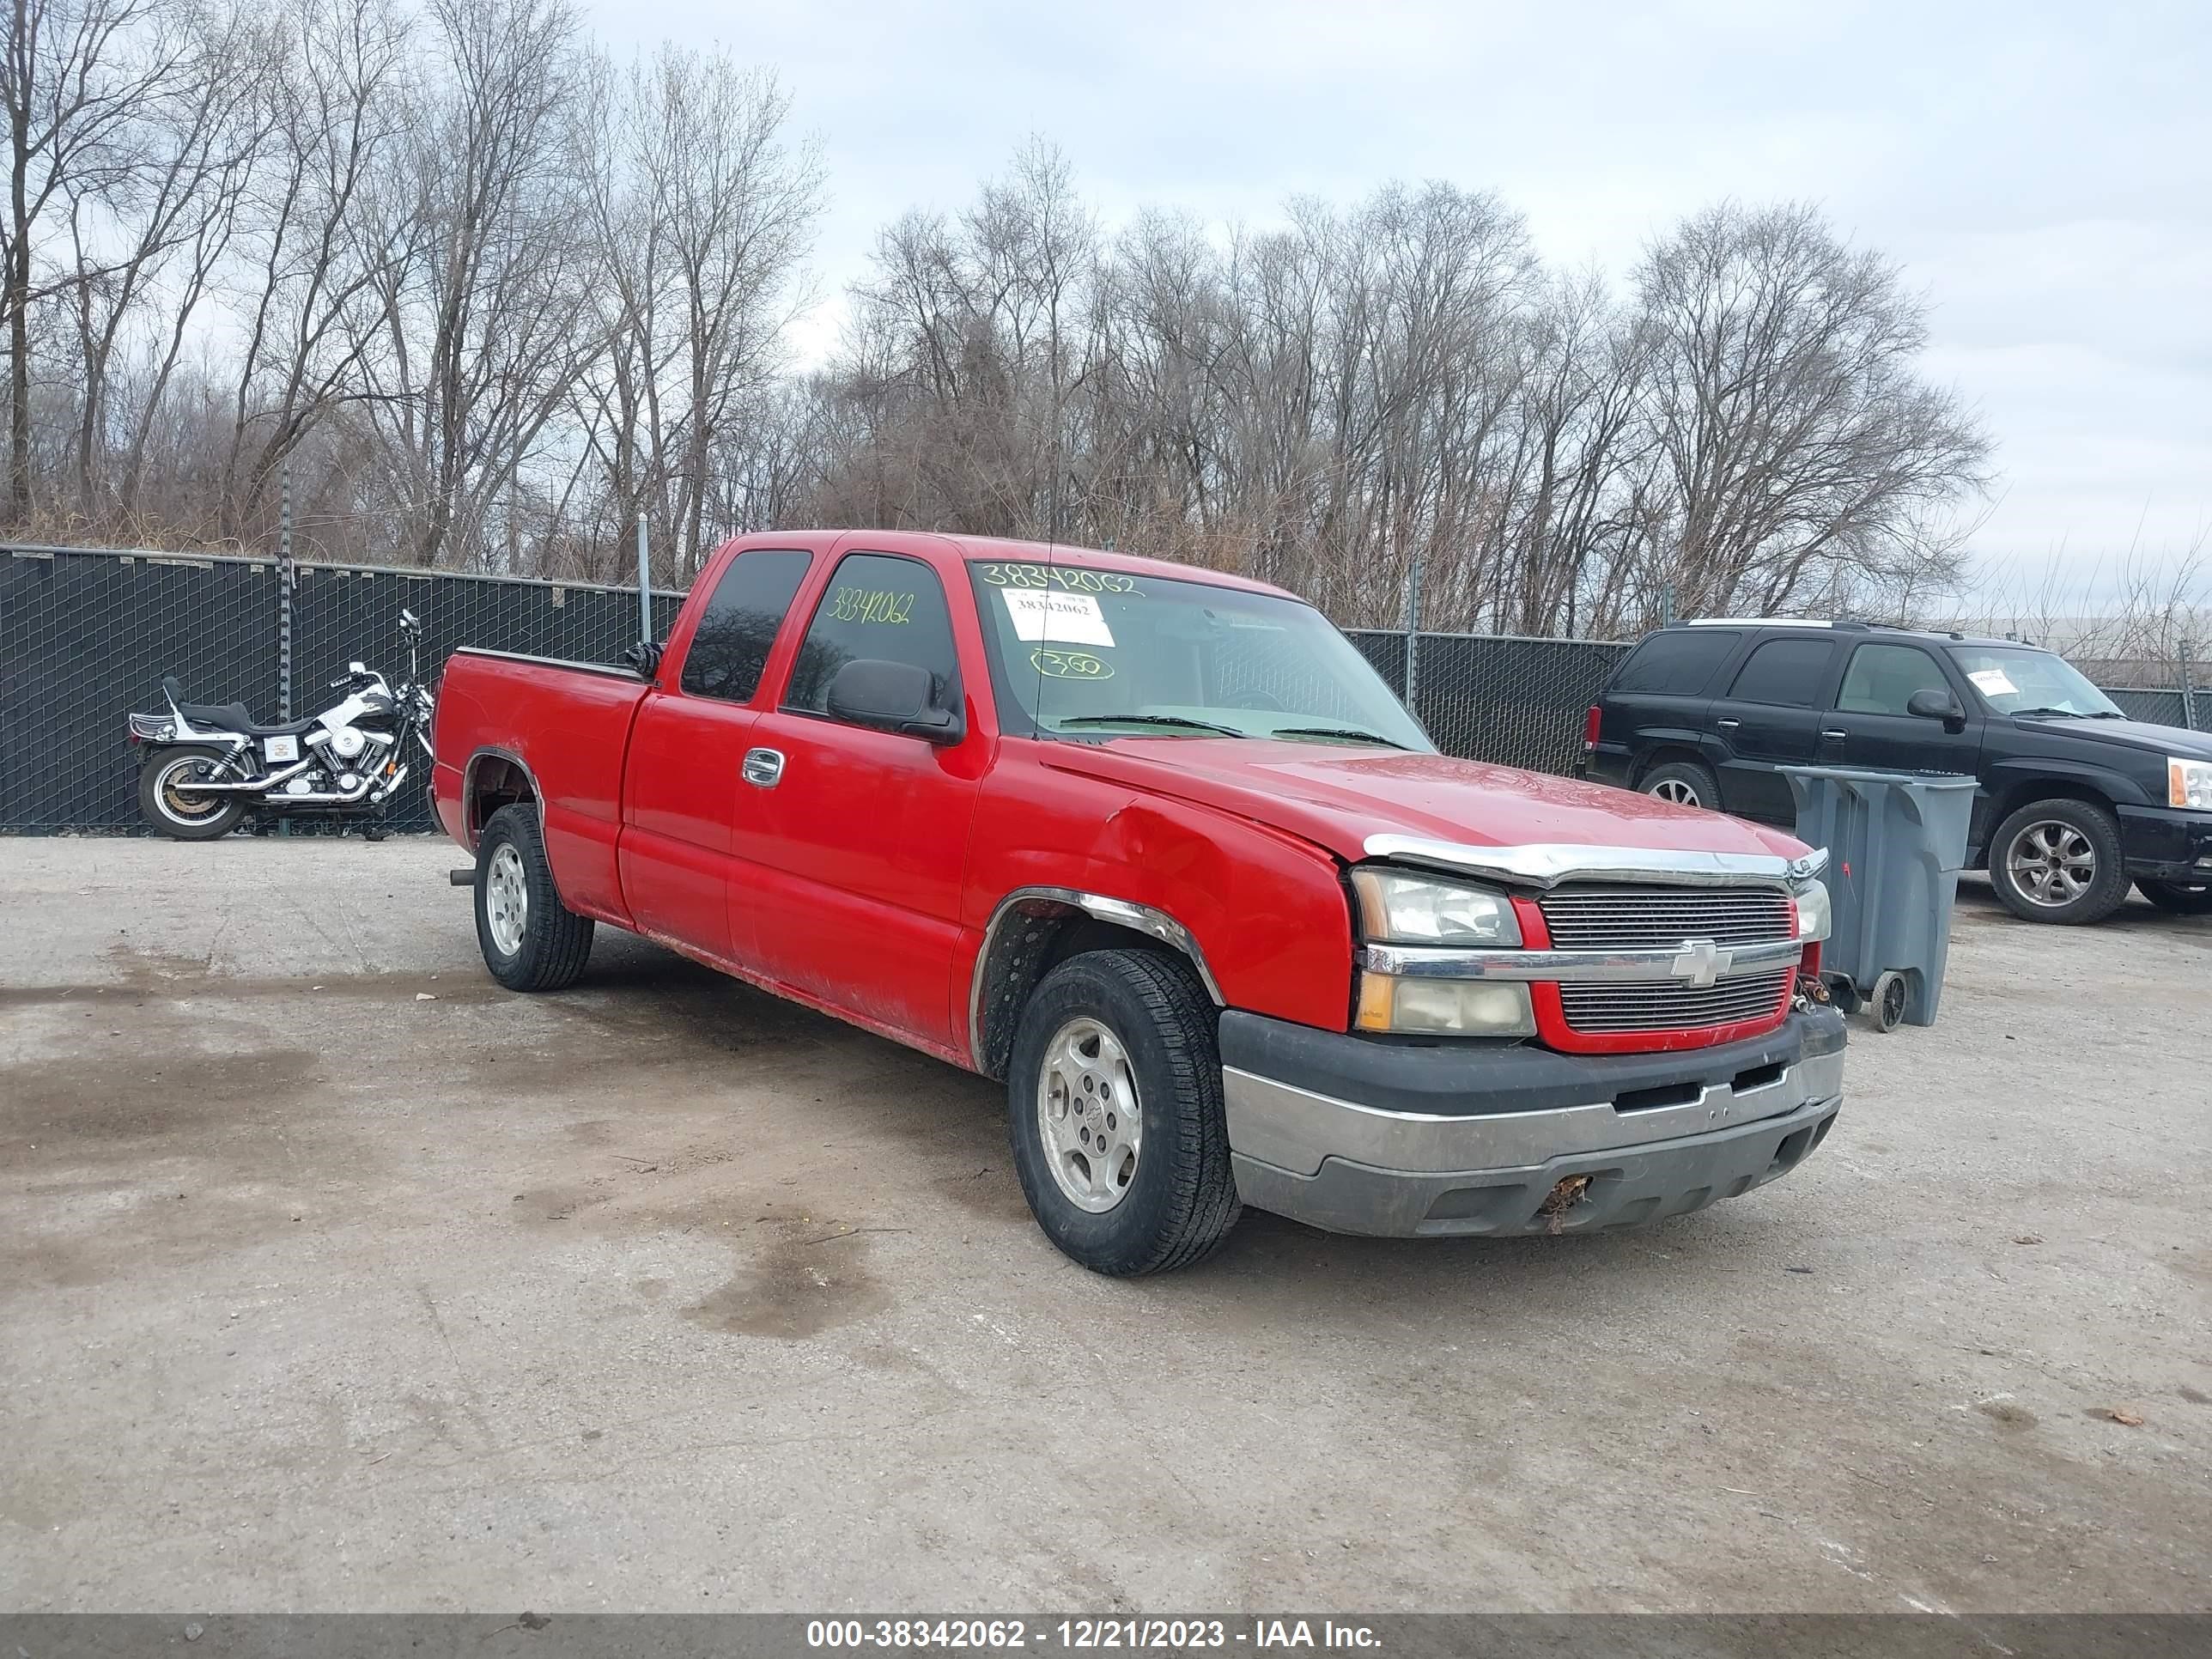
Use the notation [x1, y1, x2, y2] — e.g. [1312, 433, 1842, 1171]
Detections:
[680, 550, 813, 702]
[784, 551, 961, 720]
[1725, 636, 1836, 707]
[1836, 643, 1950, 715]
[1611, 629, 1741, 696]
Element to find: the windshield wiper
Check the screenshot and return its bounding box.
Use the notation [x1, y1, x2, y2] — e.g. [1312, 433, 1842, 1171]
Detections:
[2011, 705, 2087, 719]
[1267, 725, 1412, 750]
[1054, 714, 1249, 738]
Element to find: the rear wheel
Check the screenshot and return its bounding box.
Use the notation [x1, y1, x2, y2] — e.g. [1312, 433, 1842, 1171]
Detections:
[1006, 949, 1242, 1276]
[137, 746, 246, 840]
[2136, 878, 2212, 915]
[474, 804, 593, 990]
[1988, 798, 2129, 925]
[1639, 757, 1721, 811]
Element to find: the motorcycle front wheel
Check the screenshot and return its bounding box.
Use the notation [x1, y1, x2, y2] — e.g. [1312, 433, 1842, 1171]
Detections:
[139, 746, 248, 840]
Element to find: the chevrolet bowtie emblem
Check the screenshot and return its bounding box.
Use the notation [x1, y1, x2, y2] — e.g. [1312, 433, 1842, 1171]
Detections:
[1670, 938, 1732, 988]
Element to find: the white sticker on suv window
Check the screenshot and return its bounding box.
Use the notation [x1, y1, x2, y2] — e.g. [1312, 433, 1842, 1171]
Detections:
[1968, 668, 2017, 697]
[1000, 588, 1115, 647]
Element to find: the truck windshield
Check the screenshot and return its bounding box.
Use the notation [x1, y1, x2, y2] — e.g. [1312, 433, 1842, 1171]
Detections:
[967, 561, 1432, 750]
[1947, 645, 2124, 719]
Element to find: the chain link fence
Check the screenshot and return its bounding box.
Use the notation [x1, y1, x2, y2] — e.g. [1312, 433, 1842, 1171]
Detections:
[1346, 629, 1633, 774]
[6, 544, 2204, 835]
[3, 546, 683, 834]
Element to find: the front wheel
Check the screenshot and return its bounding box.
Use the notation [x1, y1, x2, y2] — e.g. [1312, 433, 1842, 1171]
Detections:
[1988, 798, 2129, 924]
[138, 746, 246, 840]
[474, 804, 594, 990]
[2136, 878, 2212, 916]
[1006, 949, 1242, 1276]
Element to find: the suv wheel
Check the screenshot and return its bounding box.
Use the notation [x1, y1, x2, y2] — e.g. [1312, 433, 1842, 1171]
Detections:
[2136, 878, 2212, 916]
[1989, 798, 2129, 925]
[1006, 949, 1242, 1276]
[1640, 758, 1721, 811]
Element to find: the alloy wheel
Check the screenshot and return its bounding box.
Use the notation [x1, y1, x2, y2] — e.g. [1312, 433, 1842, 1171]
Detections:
[1036, 1016, 1142, 1213]
[485, 842, 530, 954]
[1650, 777, 1702, 806]
[157, 756, 227, 823]
[2007, 819, 2097, 908]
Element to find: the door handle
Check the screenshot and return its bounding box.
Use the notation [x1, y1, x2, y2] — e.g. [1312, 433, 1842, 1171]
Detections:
[1821, 729, 1848, 740]
[1717, 718, 1741, 729]
[741, 747, 785, 788]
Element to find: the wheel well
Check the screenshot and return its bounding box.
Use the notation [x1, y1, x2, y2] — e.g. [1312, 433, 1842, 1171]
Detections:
[467, 753, 538, 846]
[1634, 746, 1708, 787]
[1988, 778, 2118, 833]
[970, 902, 1194, 1080]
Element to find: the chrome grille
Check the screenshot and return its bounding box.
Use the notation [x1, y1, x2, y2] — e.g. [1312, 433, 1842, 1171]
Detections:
[1539, 886, 1794, 950]
[1541, 884, 1796, 1034]
[1557, 970, 1794, 1033]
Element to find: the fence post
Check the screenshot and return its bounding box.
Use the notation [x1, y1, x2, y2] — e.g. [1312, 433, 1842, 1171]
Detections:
[1403, 553, 1423, 708]
[2182, 640, 2199, 732]
[278, 464, 294, 720]
[276, 464, 294, 838]
[635, 512, 652, 647]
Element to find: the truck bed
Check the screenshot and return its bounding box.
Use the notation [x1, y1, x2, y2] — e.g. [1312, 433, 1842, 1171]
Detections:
[430, 647, 649, 925]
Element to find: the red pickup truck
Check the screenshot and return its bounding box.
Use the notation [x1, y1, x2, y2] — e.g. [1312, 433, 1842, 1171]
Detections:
[431, 531, 1844, 1274]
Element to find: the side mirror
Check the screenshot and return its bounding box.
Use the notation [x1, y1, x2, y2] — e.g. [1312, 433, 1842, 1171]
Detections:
[623, 639, 663, 679]
[1906, 689, 1966, 731]
[348, 659, 368, 676]
[826, 659, 964, 744]
[398, 609, 420, 631]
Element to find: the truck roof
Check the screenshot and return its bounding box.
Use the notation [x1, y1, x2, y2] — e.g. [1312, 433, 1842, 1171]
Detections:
[756, 529, 1300, 602]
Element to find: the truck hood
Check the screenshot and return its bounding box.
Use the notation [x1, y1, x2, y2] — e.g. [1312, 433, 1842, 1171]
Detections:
[2016, 714, 2212, 762]
[1045, 738, 1809, 866]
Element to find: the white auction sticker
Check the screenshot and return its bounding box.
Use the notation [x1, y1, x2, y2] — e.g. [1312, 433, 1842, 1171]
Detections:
[1000, 587, 1115, 647]
[1967, 668, 2017, 697]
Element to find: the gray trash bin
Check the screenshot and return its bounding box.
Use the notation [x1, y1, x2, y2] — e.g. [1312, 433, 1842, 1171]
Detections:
[1781, 767, 1978, 1030]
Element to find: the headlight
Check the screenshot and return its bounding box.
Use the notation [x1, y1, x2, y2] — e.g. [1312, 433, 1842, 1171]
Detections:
[1357, 973, 1534, 1036]
[1351, 869, 1522, 946]
[1792, 878, 1832, 943]
[2171, 757, 2212, 811]
[1351, 868, 1534, 1036]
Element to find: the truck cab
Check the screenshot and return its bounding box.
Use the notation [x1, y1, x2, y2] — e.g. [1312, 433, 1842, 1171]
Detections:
[434, 532, 1846, 1274]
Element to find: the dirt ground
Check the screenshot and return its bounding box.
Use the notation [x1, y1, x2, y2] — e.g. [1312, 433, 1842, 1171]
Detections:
[2, 836, 2207, 1614]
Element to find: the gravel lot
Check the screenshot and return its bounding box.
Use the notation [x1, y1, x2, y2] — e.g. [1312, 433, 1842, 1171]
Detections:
[3, 836, 2208, 1613]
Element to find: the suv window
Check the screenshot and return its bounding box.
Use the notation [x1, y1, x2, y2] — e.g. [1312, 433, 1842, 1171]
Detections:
[1612, 629, 1740, 696]
[785, 551, 960, 720]
[1725, 636, 1836, 707]
[1836, 643, 1950, 716]
[680, 549, 812, 702]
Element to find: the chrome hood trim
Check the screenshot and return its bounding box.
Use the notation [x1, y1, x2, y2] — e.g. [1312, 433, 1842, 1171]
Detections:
[1363, 836, 1827, 891]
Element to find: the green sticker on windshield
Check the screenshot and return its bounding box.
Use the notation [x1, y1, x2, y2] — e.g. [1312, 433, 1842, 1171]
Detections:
[1031, 648, 1112, 680]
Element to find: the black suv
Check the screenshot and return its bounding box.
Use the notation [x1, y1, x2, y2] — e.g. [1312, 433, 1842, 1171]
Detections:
[1583, 619, 2212, 925]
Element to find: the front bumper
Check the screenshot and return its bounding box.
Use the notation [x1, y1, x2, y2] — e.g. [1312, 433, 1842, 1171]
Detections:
[2118, 804, 2212, 881]
[1220, 1006, 1846, 1237]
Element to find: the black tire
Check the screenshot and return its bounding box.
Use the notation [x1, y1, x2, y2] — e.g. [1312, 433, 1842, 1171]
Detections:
[1006, 948, 1242, 1276]
[2136, 878, 2212, 916]
[1639, 757, 1722, 811]
[137, 746, 246, 840]
[474, 804, 593, 991]
[1988, 798, 2130, 925]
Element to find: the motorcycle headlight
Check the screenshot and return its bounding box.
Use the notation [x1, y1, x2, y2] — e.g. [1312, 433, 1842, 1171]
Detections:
[2171, 757, 2212, 811]
[1792, 877, 1832, 943]
[1351, 869, 1522, 947]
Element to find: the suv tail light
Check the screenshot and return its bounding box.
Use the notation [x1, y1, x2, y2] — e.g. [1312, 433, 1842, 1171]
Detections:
[1583, 705, 1602, 750]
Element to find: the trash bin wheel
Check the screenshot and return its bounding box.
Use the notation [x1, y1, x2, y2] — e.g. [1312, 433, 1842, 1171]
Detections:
[1870, 970, 1908, 1032]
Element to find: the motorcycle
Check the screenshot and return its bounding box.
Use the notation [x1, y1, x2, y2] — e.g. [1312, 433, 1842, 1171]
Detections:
[128, 609, 437, 840]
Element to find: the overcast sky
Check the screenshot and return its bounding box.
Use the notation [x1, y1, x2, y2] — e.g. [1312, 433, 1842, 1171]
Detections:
[588, 0, 2209, 592]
